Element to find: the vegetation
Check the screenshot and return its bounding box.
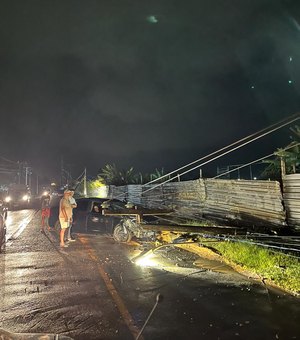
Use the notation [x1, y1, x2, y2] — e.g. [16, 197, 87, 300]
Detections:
[98, 164, 136, 186]
[260, 125, 300, 180]
[155, 231, 299, 295]
[88, 176, 105, 190]
[97, 164, 167, 185]
[208, 239, 300, 295]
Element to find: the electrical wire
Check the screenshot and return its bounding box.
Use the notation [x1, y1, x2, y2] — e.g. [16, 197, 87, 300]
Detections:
[104, 113, 300, 204]
[142, 113, 300, 194]
[142, 112, 300, 187]
[213, 142, 300, 179]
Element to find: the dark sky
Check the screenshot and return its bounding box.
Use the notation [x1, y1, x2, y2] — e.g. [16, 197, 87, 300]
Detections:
[0, 0, 300, 183]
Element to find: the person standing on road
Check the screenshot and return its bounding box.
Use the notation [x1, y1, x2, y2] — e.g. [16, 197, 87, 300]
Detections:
[59, 190, 73, 248]
[41, 194, 51, 232]
[65, 190, 77, 242]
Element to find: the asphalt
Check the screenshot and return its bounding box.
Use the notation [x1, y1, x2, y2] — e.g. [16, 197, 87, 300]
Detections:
[0, 212, 134, 340]
[1, 210, 300, 340]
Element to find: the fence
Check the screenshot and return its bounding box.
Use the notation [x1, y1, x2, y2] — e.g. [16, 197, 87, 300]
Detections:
[283, 174, 300, 230]
[105, 178, 286, 229]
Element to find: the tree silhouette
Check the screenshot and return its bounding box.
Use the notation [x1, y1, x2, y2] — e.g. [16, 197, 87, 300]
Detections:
[98, 164, 136, 185]
[260, 125, 300, 179]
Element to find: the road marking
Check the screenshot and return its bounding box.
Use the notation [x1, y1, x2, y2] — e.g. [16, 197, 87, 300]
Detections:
[79, 236, 143, 340]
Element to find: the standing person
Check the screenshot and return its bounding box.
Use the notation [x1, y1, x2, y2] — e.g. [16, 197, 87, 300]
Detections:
[59, 190, 73, 248]
[41, 194, 51, 232]
[66, 190, 77, 242]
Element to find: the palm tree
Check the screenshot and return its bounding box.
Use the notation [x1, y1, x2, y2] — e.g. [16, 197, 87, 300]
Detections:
[119, 167, 136, 185]
[132, 168, 167, 184]
[98, 164, 137, 185]
[260, 125, 300, 179]
[98, 165, 170, 185]
[98, 164, 119, 185]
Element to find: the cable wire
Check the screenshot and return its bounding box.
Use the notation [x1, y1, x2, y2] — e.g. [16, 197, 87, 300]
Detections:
[143, 112, 300, 187]
[142, 113, 300, 194]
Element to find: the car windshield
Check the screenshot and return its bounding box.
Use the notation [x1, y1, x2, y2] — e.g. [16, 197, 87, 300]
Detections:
[76, 200, 89, 211]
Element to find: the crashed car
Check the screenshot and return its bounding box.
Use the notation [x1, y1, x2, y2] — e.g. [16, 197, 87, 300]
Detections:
[49, 196, 172, 242]
[0, 199, 8, 253]
[49, 197, 141, 242]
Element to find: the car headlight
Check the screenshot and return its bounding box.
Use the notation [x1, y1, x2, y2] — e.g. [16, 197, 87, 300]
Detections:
[5, 196, 11, 203]
[22, 195, 29, 201]
[42, 191, 49, 196]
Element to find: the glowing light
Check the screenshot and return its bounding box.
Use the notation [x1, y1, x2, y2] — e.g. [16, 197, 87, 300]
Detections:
[5, 196, 11, 203]
[289, 56, 293, 62]
[135, 254, 157, 267]
[251, 85, 255, 89]
[22, 195, 29, 201]
[147, 15, 158, 24]
[288, 80, 293, 84]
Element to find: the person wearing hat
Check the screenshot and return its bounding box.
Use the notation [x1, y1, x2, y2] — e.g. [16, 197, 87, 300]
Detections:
[59, 189, 73, 248]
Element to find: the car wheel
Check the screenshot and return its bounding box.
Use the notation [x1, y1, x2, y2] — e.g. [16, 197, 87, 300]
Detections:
[113, 224, 132, 243]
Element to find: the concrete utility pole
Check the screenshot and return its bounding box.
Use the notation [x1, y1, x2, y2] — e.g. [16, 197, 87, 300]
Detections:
[280, 157, 286, 178]
[83, 168, 87, 197]
[24, 166, 32, 187]
[18, 161, 22, 184]
[36, 174, 39, 195]
[25, 166, 29, 185]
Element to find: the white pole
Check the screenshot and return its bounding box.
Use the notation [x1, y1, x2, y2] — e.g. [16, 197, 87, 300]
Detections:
[83, 168, 87, 197]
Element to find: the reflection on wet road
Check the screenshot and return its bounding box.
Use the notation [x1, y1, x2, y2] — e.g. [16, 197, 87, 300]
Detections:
[0, 212, 299, 340]
[6, 209, 37, 243]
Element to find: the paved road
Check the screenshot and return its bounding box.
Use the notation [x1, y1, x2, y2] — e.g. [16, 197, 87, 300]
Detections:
[0, 210, 299, 339]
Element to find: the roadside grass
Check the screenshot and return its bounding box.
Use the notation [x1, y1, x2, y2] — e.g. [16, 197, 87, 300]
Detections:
[156, 229, 300, 296]
[207, 240, 300, 295]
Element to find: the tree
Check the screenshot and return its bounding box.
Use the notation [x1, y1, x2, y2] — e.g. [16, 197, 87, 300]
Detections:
[98, 164, 136, 185]
[133, 168, 167, 184]
[260, 125, 300, 179]
[98, 165, 168, 185]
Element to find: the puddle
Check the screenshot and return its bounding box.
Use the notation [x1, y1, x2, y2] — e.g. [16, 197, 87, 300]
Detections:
[193, 258, 235, 274]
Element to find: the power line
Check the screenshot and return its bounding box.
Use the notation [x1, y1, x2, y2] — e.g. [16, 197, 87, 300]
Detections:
[0, 156, 18, 164]
[213, 142, 300, 179]
[142, 112, 300, 194]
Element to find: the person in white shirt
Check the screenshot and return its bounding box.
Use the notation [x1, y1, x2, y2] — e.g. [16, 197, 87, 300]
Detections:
[65, 190, 77, 242]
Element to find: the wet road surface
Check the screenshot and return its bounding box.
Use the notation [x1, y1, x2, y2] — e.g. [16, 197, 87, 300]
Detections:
[0, 210, 299, 339]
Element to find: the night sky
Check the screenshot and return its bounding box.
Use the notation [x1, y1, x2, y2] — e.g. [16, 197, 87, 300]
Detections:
[0, 0, 300, 183]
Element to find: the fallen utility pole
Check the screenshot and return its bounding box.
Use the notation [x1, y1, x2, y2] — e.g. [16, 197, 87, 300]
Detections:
[141, 223, 247, 235]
